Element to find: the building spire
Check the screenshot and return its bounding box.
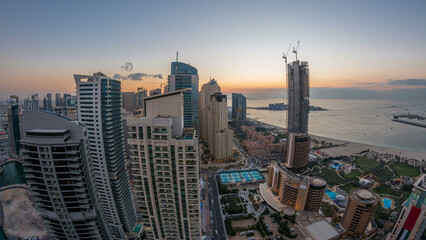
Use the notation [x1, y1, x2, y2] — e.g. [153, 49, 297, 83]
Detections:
[176, 51, 178, 62]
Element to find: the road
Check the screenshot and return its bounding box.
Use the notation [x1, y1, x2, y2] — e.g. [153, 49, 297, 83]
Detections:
[207, 173, 227, 240]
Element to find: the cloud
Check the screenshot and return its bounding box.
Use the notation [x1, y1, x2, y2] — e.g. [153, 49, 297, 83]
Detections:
[149, 74, 163, 79]
[121, 62, 133, 72]
[112, 74, 127, 79]
[388, 79, 426, 86]
[113, 72, 163, 81]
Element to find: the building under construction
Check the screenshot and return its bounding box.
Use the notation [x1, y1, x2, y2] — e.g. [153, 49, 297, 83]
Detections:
[287, 60, 310, 134]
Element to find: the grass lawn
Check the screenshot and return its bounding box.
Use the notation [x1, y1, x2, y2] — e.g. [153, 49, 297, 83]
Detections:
[375, 184, 400, 197]
[390, 163, 420, 177]
[355, 157, 379, 172]
[315, 168, 343, 186]
[374, 167, 394, 181]
[341, 183, 356, 194]
[345, 170, 362, 179]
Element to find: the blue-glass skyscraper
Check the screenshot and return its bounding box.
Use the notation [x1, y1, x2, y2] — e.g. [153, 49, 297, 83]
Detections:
[232, 93, 247, 129]
[168, 62, 199, 128]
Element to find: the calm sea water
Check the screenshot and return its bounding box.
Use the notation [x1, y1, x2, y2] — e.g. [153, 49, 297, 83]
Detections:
[0, 162, 27, 187]
[246, 98, 426, 152]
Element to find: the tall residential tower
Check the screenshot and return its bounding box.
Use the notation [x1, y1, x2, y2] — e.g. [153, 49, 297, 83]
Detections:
[20, 111, 111, 239]
[127, 89, 201, 239]
[200, 80, 233, 160]
[75, 72, 137, 238]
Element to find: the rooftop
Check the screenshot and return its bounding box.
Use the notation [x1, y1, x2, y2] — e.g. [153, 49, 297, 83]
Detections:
[351, 189, 377, 204]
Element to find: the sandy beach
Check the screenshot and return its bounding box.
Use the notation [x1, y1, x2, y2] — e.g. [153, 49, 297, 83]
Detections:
[310, 135, 425, 161]
[252, 119, 426, 162]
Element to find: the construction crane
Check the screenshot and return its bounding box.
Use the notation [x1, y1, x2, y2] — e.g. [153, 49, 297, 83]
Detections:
[282, 43, 292, 130]
[292, 41, 300, 61]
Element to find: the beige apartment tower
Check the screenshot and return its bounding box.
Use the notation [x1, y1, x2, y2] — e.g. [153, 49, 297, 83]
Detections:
[286, 133, 310, 169]
[199, 79, 221, 140]
[341, 189, 378, 236]
[199, 80, 233, 160]
[127, 89, 201, 240]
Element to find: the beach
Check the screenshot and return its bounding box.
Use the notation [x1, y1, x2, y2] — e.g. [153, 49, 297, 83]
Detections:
[252, 119, 426, 162]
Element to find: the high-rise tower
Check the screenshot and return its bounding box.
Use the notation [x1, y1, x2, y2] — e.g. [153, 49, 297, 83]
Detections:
[208, 92, 233, 160]
[287, 61, 309, 134]
[200, 80, 233, 160]
[135, 86, 148, 110]
[199, 79, 221, 140]
[75, 72, 137, 238]
[341, 189, 378, 237]
[20, 111, 111, 239]
[168, 61, 199, 128]
[232, 93, 246, 129]
[127, 89, 201, 239]
[7, 102, 21, 155]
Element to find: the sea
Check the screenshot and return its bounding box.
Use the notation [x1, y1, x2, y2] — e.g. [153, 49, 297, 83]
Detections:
[246, 98, 426, 153]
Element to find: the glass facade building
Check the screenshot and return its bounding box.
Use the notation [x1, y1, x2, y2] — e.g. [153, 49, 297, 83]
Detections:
[168, 62, 199, 128]
[232, 93, 247, 129]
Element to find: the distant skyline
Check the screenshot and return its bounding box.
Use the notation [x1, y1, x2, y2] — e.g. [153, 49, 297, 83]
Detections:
[1, 0, 426, 98]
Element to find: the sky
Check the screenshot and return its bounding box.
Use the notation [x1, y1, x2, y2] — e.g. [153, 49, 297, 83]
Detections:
[1, 0, 426, 99]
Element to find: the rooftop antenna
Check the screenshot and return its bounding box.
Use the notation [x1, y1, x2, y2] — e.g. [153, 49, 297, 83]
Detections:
[292, 41, 300, 61]
[176, 51, 179, 62]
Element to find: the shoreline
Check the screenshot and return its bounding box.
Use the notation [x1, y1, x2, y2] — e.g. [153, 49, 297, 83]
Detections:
[250, 118, 426, 162]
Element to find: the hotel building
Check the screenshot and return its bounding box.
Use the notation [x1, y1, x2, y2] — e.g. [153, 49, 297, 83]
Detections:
[262, 162, 326, 214]
[341, 189, 378, 236]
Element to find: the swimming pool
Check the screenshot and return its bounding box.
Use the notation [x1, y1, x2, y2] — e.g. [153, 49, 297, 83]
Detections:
[219, 169, 265, 184]
[325, 189, 338, 200]
[382, 198, 392, 209]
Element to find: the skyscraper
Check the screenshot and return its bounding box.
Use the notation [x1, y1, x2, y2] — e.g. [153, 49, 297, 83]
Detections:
[341, 189, 378, 237]
[20, 111, 111, 239]
[208, 93, 233, 160]
[127, 89, 201, 240]
[199, 79, 221, 140]
[232, 93, 246, 129]
[75, 72, 137, 238]
[199, 80, 233, 160]
[7, 102, 21, 155]
[23, 94, 40, 111]
[55, 93, 63, 107]
[287, 60, 309, 134]
[386, 174, 426, 240]
[168, 61, 199, 128]
[135, 86, 148, 110]
[285, 133, 310, 169]
[46, 93, 53, 111]
[32, 93, 40, 111]
[122, 92, 136, 113]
